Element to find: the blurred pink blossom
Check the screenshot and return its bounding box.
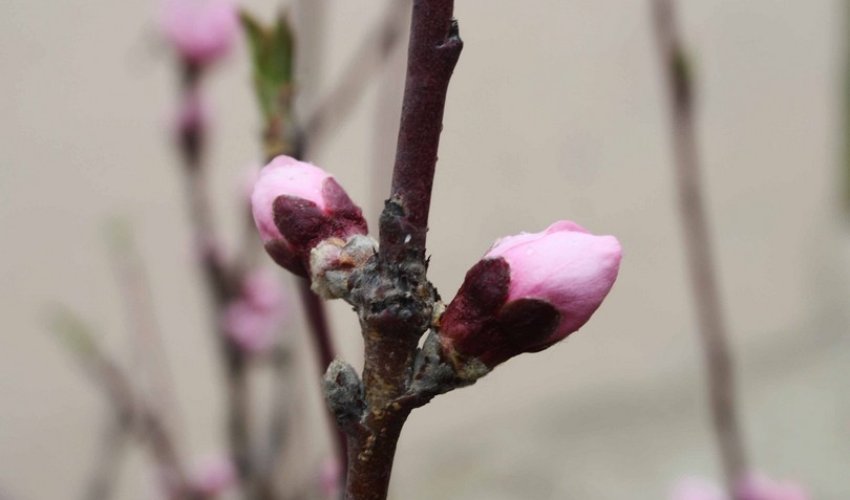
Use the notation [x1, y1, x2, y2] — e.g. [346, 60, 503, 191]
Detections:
[671, 474, 809, 500]
[736, 473, 810, 500]
[161, 0, 239, 66]
[189, 455, 236, 496]
[222, 269, 289, 354]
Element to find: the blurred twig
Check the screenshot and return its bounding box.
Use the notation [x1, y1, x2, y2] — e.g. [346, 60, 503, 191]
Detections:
[48, 307, 195, 499]
[302, 0, 409, 155]
[106, 219, 183, 449]
[652, 0, 749, 495]
[83, 415, 130, 500]
[175, 62, 256, 495]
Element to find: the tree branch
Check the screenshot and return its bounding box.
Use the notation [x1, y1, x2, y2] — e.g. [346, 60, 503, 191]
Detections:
[651, 0, 748, 495]
[336, 2, 463, 499]
[379, 0, 462, 262]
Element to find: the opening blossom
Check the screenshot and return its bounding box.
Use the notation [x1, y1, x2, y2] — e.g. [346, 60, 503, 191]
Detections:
[222, 269, 288, 354]
[251, 156, 369, 278]
[161, 0, 239, 66]
[438, 221, 621, 374]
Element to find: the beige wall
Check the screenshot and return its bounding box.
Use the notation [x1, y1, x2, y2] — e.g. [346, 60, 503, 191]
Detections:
[1, 0, 848, 498]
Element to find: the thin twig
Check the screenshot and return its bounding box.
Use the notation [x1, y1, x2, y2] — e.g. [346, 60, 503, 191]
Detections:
[296, 279, 348, 475]
[652, 0, 748, 494]
[107, 220, 183, 451]
[50, 310, 195, 499]
[302, 0, 409, 156]
[378, 0, 462, 262]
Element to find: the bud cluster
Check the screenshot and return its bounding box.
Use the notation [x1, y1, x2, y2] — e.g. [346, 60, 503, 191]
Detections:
[251, 158, 622, 378]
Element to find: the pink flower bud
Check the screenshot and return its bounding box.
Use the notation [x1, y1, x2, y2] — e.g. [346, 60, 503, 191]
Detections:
[251, 156, 368, 277]
[736, 473, 809, 500]
[189, 455, 236, 496]
[222, 269, 288, 354]
[438, 221, 621, 371]
[161, 0, 239, 66]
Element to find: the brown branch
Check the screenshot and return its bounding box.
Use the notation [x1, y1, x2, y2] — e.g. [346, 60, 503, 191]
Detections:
[651, 0, 748, 495]
[336, 2, 463, 499]
[378, 0, 462, 262]
[302, 0, 409, 156]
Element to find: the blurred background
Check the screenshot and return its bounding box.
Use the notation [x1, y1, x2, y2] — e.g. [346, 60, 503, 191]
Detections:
[1, 0, 849, 498]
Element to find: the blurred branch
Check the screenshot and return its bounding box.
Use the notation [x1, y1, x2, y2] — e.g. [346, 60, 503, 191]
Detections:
[258, 348, 290, 496]
[48, 307, 195, 499]
[175, 61, 256, 495]
[295, 279, 348, 476]
[83, 415, 130, 500]
[302, 0, 409, 155]
[106, 218, 183, 447]
[652, 0, 749, 495]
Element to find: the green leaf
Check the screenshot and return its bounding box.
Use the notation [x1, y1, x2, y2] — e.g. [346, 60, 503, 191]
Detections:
[46, 305, 100, 359]
[268, 13, 295, 84]
[240, 10, 267, 69]
[240, 9, 296, 123]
